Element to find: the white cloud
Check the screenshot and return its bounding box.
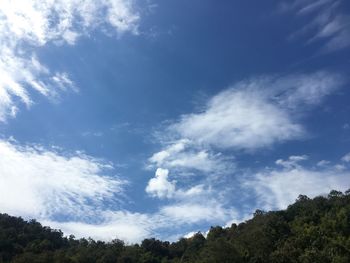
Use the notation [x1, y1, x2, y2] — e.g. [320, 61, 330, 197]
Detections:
[0, 139, 124, 220]
[0, 139, 163, 243]
[0, 50, 70, 121]
[0, 0, 139, 45]
[149, 139, 188, 166]
[334, 164, 346, 171]
[149, 139, 228, 173]
[172, 88, 302, 151]
[317, 160, 331, 166]
[273, 72, 344, 110]
[105, 0, 140, 34]
[145, 168, 176, 198]
[145, 168, 209, 200]
[246, 160, 350, 210]
[45, 211, 153, 243]
[0, 0, 140, 121]
[176, 184, 206, 198]
[183, 231, 197, 239]
[341, 153, 350, 162]
[162, 72, 341, 152]
[275, 155, 308, 168]
[160, 202, 235, 224]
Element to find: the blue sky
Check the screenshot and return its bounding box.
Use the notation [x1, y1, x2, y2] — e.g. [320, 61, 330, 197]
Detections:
[0, 0, 350, 242]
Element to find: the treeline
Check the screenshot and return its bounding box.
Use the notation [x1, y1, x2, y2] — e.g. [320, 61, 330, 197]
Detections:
[0, 189, 349, 262]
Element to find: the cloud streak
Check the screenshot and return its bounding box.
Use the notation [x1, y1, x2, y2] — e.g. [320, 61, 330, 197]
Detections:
[0, 139, 125, 220]
[281, 0, 350, 53]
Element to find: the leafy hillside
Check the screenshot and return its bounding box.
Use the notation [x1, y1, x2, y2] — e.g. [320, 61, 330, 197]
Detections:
[0, 190, 349, 262]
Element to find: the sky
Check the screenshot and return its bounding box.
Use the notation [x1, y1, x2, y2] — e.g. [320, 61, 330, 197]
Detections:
[0, 0, 350, 243]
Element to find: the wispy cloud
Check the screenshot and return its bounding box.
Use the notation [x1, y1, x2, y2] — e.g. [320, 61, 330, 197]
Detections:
[159, 202, 235, 225]
[275, 155, 308, 168]
[281, 0, 350, 53]
[147, 72, 343, 198]
[245, 156, 350, 210]
[341, 152, 350, 162]
[170, 82, 302, 151]
[0, 139, 124, 220]
[0, 0, 140, 45]
[0, 0, 140, 121]
[164, 72, 342, 152]
[148, 139, 228, 173]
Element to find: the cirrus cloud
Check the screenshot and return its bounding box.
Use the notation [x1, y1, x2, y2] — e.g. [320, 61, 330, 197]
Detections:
[0, 0, 140, 121]
[0, 139, 124, 220]
[281, 0, 350, 53]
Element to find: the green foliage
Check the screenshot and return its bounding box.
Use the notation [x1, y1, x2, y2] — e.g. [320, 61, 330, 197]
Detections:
[0, 189, 349, 262]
